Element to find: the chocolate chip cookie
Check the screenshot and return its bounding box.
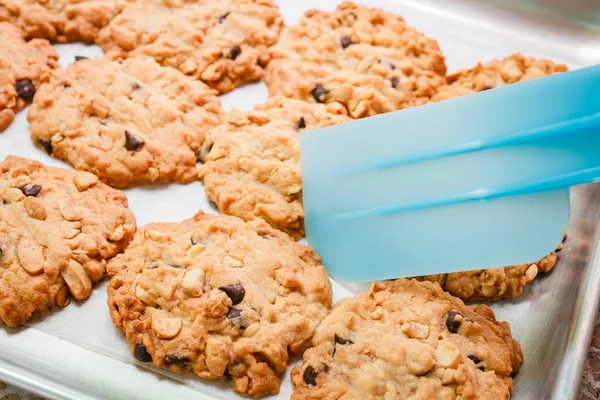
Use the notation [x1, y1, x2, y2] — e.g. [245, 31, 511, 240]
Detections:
[291, 279, 523, 400]
[264, 1, 446, 119]
[419, 249, 561, 302]
[106, 211, 333, 397]
[0, 0, 125, 42]
[424, 53, 567, 301]
[198, 97, 350, 239]
[28, 54, 224, 188]
[0, 156, 136, 327]
[0, 22, 58, 132]
[431, 53, 568, 102]
[96, 0, 283, 94]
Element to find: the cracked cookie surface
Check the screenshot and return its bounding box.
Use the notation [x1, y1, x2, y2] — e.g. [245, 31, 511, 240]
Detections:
[0, 22, 58, 132]
[264, 1, 446, 118]
[198, 97, 350, 239]
[431, 53, 567, 102]
[0, 0, 127, 42]
[106, 211, 333, 397]
[96, 0, 283, 94]
[0, 156, 136, 327]
[28, 54, 224, 188]
[291, 279, 523, 400]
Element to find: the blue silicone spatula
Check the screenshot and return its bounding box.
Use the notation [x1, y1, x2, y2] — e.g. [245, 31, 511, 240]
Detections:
[301, 64, 600, 281]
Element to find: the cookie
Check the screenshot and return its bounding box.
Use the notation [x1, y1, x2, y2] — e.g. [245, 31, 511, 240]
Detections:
[291, 279, 523, 400]
[419, 248, 561, 302]
[0, 0, 125, 43]
[28, 54, 224, 188]
[431, 53, 568, 102]
[264, 1, 446, 119]
[106, 211, 333, 397]
[0, 156, 136, 327]
[0, 22, 58, 132]
[96, 0, 283, 94]
[198, 97, 350, 239]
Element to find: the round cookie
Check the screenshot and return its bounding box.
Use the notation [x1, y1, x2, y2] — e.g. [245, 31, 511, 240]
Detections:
[96, 0, 283, 94]
[291, 279, 523, 400]
[0, 156, 136, 327]
[106, 211, 333, 397]
[0, 22, 58, 132]
[419, 250, 560, 302]
[28, 54, 224, 188]
[0, 0, 125, 43]
[264, 1, 446, 119]
[431, 53, 568, 102]
[425, 53, 567, 301]
[198, 97, 350, 239]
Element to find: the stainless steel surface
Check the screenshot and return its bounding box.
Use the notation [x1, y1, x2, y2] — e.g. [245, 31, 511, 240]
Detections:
[0, 1, 599, 399]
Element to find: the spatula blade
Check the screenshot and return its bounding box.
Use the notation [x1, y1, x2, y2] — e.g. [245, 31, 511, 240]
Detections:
[301, 65, 600, 281]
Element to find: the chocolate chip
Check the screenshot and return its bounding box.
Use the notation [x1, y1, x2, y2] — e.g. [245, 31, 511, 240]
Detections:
[481, 86, 492, 91]
[165, 355, 189, 366]
[219, 283, 245, 305]
[391, 77, 400, 88]
[446, 311, 463, 333]
[19, 184, 42, 197]
[227, 308, 242, 319]
[63, 84, 71, 89]
[297, 117, 306, 129]
[0, 247, 3, 260]
[303, 365, 318, 386]
[125, 130, 144, 151]
[15, 79, 35, 100]
[322, 363, 330, 373]
[219, 12, 230, 23]
[228, 45, 241, 60]
[388, 62, 396, 70]
[74, 56, 88, 62]
[132, 83, 141, 90]
[311, 84, 328, 103]
[99, 121, 107, 126]
[468, 354, 484, 370]
[39, 139, 53, 155]
[334, 334, 353, 345]
[134, 344, 152, 362]
[260, 234, 273, 240]
[340, 36, 352, 48]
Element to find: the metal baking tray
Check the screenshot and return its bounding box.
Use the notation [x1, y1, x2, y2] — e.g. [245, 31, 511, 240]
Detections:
[1, 0, 599, 399]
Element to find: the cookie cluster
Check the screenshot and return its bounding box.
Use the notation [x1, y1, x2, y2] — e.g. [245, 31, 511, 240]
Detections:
[0, 0, 569, 399]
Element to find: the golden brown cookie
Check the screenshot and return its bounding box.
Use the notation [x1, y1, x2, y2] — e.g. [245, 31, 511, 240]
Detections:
[28, 54, 224, 188]
[198, 97, 350, 239]
[0, 0, 126, 42]
[431, 53, 568, 102]
[0, 156, 136, 327]
[264, 1, 446, 118]
[96, 0, 283, 93]
[291, 279, 523, 400]
[423, 53, 567, 301]
[0, 22, 58, 132]
[419, 249, 560, 302]
[107, 211, 333, 397]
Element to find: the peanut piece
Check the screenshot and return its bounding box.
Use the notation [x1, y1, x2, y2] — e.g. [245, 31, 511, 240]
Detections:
[60, 259, 92, 300]
[182, 268, 205, 293]
[73, 171, 98, 191]
[17, 238, 45, 275]
[56, 285, 71, 307]
[205, 338, 229, 377]
[10, 175, 31, 188]
[400, 322, 430, 339]
[23, 197, 47, 220]
[436, 341, 462, 369]
[151, 314, 183, 339]
[274, 269, 301, 288]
